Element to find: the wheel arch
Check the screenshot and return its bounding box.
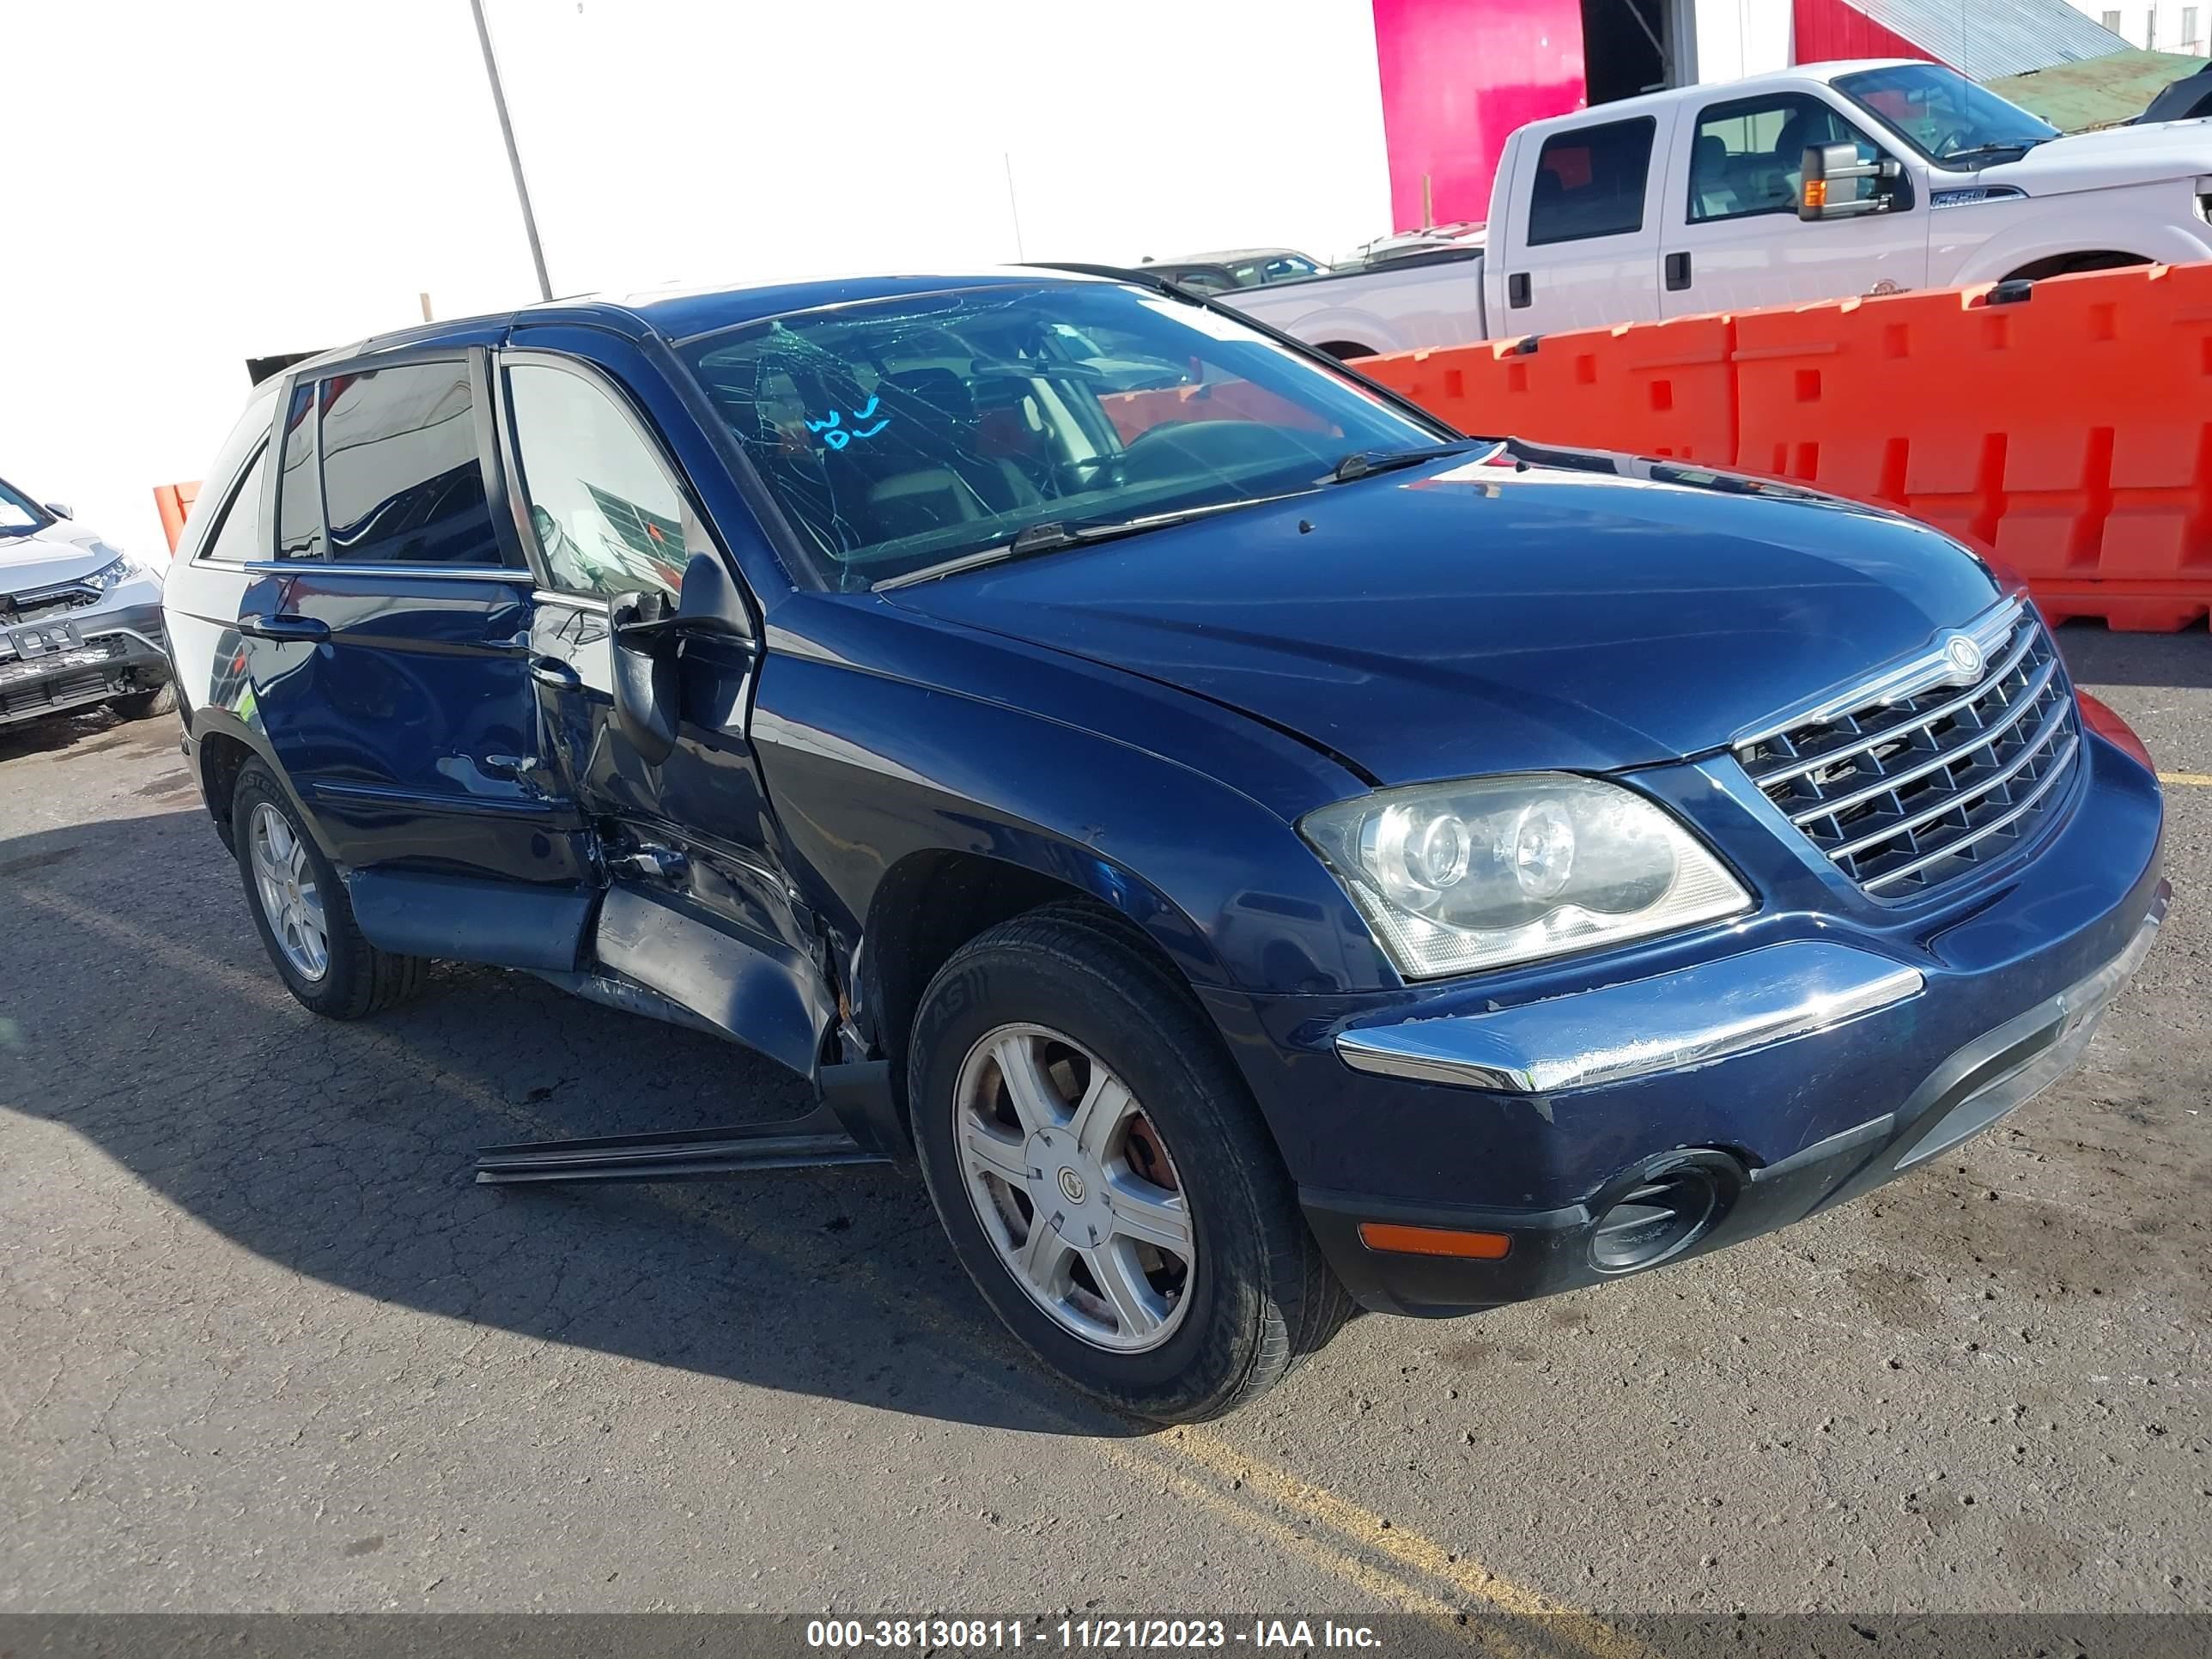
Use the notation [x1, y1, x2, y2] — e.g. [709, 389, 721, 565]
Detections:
[858, 846, 1224, 1121]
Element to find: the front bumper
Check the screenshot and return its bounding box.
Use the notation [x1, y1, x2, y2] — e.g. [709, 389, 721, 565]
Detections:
[0, 595, 170, 727]
[1303, 882, 2166, 1313]
[1213, 726, 2166, 1316]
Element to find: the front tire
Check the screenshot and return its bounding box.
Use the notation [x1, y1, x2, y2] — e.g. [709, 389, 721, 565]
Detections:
[909, 908, 1351, 1421]
[111, 682, 176, 720]
[232, 762, 428, 1019]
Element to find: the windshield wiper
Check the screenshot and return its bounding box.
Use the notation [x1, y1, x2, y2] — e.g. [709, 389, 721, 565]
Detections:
[1326, 442, 1479, 484]
[1941, 138, 2049, 166]
[878, 495, 1304, 589]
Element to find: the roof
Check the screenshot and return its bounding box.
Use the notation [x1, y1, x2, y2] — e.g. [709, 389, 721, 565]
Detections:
[1845, 0, 2130, 81]
[1985, 47, 2210, 131]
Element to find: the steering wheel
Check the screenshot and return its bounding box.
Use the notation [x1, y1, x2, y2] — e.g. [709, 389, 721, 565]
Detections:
[1930, 128, 1971, 160]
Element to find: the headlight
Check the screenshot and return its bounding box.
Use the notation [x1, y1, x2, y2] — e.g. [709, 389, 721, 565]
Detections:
[1300, 774, 1751, 978]
[83, 551, 143, 592]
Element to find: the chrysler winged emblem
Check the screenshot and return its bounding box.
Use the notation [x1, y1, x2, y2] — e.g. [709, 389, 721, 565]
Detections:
[1938, 630, 1984, 685]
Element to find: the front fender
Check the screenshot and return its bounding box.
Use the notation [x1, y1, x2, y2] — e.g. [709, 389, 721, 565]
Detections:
[749, 652, 1388, 1000]
[1944, 206, 2212, 286]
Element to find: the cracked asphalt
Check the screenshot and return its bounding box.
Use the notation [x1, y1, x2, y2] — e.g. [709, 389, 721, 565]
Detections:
[2, 623, 2208, 1629]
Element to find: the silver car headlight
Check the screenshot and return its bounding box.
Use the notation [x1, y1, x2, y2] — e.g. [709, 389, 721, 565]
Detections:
[83, 551, 145, 592]
[1300, 774, 1752, 979]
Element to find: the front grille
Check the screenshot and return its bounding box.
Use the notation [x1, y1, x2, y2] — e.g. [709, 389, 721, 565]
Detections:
[0, 582, 102, 626]
[1735, 601, 2081, 899]
[0, 668, 112, 721]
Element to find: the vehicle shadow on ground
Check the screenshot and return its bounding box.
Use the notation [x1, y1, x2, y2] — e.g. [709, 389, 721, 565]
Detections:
[0, 802, 1140, 1440]
[2055, 619, 2212, 690]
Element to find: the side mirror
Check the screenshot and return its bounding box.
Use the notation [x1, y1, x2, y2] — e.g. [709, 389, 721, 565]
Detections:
[1799, 142, 1900, 220]
[608, 591, 679, 767]
[44, 502, 72, 520]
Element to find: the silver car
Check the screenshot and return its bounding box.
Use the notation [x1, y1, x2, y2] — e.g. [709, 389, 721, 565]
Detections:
[0, 476, 173, 728]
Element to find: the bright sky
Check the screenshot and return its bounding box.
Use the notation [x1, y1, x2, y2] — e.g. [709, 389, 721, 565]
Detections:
[0, 0, 1392, 560]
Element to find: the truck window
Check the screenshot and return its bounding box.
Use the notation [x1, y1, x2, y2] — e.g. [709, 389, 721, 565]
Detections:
[1688, 94, 1879, 223]
[1527, 117, 1655, 246]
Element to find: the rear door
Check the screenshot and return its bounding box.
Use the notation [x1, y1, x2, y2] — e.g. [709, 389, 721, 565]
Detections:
[246, 349, 597, 969]
[1495, 111, 1669, 334]
[491, 336, 835, 1078]
[1658, 88, 1927, 317]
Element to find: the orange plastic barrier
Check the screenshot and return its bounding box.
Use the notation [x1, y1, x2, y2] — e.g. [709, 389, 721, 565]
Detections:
[1366, 262, 2212, 631]
[154, 481, 203, 553]
[1364, 313, 1735, 465]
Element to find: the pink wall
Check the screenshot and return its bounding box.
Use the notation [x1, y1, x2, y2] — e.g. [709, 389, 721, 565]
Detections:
[1370, 0, 1587, 232]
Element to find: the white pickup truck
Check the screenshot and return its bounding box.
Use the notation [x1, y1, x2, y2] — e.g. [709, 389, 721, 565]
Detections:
[1225, 58, 2212, 357]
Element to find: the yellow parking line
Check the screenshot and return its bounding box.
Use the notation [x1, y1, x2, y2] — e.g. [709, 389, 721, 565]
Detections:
[1173, 1429, 1658, 1659]
[17, 878, 1638, 1651]
[2159, 772, 2212, 787]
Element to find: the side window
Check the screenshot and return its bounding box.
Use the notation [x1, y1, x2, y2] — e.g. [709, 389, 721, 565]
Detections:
[504, 362, 687, 602]
[275, 380, 321, 558]
[319, 362, 507, 566]
[1528, 117, 1656, 246]
[1689, 94, 1877, 223]
[199, 445, 270, 563]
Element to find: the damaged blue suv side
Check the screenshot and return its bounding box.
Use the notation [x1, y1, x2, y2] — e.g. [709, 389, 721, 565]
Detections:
[160, 270, 2166, 1421]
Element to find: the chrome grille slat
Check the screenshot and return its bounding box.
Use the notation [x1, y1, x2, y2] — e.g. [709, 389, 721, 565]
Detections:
[1785, 652, 2058, 826]
[1862, 732, 2080, 892]
[1735, 604, 2083, 900]
[1744, 622, 2040, 790]
[1828, 690, 2073, 860]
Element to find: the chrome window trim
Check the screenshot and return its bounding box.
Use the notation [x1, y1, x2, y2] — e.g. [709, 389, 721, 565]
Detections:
[229, 561, 530, 582]
[1333, 940, 1924, 1094]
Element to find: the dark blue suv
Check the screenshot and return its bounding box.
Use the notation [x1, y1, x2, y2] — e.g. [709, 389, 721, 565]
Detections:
[161, 270, 2166, 1420]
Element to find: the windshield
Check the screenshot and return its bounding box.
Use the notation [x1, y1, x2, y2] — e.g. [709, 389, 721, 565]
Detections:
[0, 476, 52, 538]
[1832, 64, 2057, 167]
[678, 281, 1446, 588]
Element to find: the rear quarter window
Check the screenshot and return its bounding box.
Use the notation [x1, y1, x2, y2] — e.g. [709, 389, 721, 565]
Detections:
[1528, 116, 1656, 246]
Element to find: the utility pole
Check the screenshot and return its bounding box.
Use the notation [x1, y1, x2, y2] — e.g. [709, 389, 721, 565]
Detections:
[467, 0, 554, 302]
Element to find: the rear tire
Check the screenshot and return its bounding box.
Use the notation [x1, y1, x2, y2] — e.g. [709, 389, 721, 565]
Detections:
[232, 762, 428, 1019]
[909, 908, 1351, 1421]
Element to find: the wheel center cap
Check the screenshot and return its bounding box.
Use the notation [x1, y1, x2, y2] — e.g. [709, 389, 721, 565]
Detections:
[1057, 1167, 1086, 1204]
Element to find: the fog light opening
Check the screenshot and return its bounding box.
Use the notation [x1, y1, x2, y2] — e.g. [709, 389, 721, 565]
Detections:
[1589, 1157, 1734, 1274]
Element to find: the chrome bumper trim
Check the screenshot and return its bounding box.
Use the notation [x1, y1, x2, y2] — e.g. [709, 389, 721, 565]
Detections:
[1334, 942, 1925, 1095]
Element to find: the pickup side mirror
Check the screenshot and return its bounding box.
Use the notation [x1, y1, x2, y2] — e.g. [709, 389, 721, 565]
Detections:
[1798, 142, 1903, 221]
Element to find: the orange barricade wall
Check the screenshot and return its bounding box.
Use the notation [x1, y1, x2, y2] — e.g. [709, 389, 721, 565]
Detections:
[154, 481, 203, 553]
[1364, 263, 2212, 631]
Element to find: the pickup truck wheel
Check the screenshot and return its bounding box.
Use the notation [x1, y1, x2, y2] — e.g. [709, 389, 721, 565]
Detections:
[909, 912, 1351, 1421]
[231, 762, 428, 1019]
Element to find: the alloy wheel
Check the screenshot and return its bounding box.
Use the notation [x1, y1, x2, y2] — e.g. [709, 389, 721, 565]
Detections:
[249, 802, 329, 982]
[952, 1022, 1195, 1352]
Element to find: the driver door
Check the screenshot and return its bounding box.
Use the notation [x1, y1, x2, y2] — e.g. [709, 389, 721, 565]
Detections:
[494, 343, 836, 1079]
[1658, 89, 1927, 317]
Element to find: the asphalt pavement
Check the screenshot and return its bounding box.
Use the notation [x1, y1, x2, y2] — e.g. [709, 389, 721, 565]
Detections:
[2, 623, 2207, 1640]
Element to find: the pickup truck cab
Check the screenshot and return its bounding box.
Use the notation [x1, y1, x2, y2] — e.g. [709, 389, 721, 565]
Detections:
[161, 270, 2165, 1420]
[1228, 58, 2212, 355]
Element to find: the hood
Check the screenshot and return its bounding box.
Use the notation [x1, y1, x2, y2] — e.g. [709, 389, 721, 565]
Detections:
[1984, 118, 2212, 192]
[0, 521, 123, 594]
[884, 450, 2005, 787]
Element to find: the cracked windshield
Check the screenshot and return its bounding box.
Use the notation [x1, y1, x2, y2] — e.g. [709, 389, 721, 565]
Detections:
[680, 281, 1446, 587]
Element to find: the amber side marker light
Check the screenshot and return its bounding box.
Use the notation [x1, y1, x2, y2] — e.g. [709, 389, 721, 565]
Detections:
[1358, 1222, 1512, 1260]
[1802, 179, 1829, 210]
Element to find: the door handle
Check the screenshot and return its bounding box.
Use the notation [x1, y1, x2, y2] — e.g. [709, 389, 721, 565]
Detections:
[528, 654, 583, 691]
[1507, 271, 1533, 309]
[1664, 251, 1692, 291]
[238, 613, 330, 644]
